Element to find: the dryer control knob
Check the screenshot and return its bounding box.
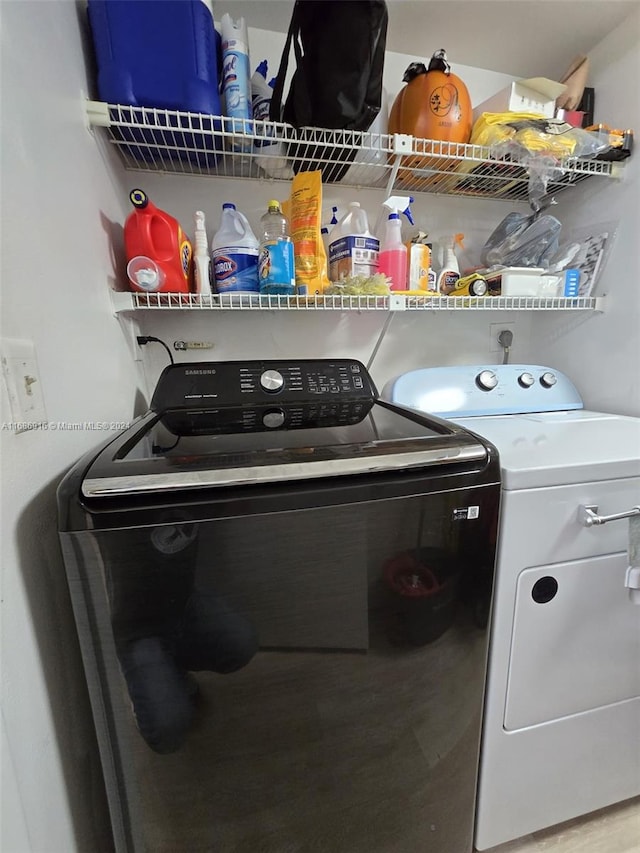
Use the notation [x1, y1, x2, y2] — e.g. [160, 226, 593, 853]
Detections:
[476, 370, 498, 391]
[262, 409, 285, 429]
[518, 372, 535, 388]
[540, 372, 557, 388]
[260, 369, 284, 393]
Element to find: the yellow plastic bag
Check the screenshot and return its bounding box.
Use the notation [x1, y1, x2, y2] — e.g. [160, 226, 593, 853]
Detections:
[471, 112, 578, 157]
[471, 112, 550, 146]
[282, 171, 331, 295]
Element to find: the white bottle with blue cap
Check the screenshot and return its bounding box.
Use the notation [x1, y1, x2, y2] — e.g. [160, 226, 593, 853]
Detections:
[211, 203, 259, 293]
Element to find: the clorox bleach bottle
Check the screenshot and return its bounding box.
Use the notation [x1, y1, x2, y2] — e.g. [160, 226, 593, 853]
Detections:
[211, 203, 259, 293]
[124, 188, 192, 293]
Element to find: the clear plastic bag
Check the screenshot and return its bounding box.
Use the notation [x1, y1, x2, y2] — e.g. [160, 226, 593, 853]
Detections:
[483, 213, 562, 268]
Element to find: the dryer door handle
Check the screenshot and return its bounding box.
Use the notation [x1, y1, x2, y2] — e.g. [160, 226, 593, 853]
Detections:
[577, 504, 640, 527]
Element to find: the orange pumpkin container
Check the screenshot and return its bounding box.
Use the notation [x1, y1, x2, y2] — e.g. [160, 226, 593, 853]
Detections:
[389, 49, 472, 186]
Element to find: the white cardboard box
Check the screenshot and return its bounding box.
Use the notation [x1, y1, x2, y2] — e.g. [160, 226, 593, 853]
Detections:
[473, 77, 567, 122]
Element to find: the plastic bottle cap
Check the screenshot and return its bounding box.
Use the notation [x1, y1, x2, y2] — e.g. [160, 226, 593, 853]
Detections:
[222, 203, 236, 210]
[127, 256, 165, 291]
[267, 199, 281, 211]
[389, 213, 400, 220]
[130, 188, 148, 209]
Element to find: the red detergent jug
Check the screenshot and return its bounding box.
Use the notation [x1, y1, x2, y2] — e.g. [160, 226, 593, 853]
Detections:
[124, 189, 192, 293]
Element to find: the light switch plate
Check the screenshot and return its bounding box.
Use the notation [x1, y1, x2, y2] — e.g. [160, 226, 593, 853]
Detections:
[1, 338, 47, 432]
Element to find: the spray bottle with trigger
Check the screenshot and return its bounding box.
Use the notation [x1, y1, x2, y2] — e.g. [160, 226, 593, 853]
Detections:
[193, 211, 212, 296]
[376, 196, 414, 291]
[437, 233, 464, 295]
[321, 206, 339, 256]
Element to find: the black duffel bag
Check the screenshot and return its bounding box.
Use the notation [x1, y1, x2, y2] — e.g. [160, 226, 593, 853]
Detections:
[269, 0, 388, 182]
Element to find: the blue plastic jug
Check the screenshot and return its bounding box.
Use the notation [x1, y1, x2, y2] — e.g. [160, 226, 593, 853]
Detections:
[88, 0, 222, 115]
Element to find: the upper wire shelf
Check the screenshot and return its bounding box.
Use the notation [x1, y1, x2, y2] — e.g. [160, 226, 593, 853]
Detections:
[111, 292, 605, 313]
[87, 101, 617, 202]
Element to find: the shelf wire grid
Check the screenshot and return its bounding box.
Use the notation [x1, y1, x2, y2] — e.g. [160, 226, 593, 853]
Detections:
[89, 102, 615, 201]
[116, 292, 601, 312]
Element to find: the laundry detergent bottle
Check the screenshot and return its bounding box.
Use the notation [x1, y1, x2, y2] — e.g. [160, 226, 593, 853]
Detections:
[124, 188, 192, 293]
[211, 203, 259, 293]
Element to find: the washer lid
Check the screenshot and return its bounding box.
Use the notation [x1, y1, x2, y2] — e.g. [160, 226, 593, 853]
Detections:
[82, 401, 488, 497]
[454, 410, 640, 489]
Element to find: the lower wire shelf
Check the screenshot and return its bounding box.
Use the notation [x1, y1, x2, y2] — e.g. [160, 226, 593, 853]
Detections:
[111, 292, 605, 313]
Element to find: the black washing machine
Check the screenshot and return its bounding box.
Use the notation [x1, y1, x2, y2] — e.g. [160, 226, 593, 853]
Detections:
[57, 359, 500, 853]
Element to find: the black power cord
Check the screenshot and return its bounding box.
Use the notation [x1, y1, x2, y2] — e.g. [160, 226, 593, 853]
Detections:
[136, 335, 175, 365]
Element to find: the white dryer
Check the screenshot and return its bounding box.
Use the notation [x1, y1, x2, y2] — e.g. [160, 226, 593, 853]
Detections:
[383, 364, 640, 850]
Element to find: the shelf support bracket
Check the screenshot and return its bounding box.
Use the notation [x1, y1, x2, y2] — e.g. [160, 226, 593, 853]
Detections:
[385, 134, 412, 196]
[86, 100, 112, 128]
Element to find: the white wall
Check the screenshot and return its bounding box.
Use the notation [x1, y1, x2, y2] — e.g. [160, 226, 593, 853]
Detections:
[1, 2, 138, 851]
[530, 6, 640, 415]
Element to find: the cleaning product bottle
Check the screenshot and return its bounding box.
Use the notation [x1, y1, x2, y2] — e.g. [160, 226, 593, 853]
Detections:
[328, 202, 379, 282]
[436, 234, 463, 295]
[406, 232, 432, 292]
[193, 210, 212, 296]
[374, 196, 414, 243]
[321, 206, 339, 256]
[427, 244, 437, 292]
[378, 213, 408, 291]
[211, 203, 259, 293]
[258, 200, 295, 295]
[124, 188, 192, 293]
[221, 14, 252, 151]
[250, 61, 292, 179]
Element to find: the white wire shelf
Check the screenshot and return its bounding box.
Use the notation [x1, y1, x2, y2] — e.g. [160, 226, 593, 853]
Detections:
[111, 292, 605, 313]
[87, 101, 618, 202]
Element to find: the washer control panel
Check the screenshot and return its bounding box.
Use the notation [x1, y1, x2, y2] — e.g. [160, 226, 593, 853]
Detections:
[151, 359, 376, 411]
[382, 365, 584, 418]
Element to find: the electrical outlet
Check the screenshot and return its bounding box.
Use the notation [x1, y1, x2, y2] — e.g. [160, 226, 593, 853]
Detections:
[1, 338, 47, 431]
[489, 323, 515, 353]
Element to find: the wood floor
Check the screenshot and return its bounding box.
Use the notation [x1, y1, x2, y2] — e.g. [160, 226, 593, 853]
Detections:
[485, 796, 640, 853]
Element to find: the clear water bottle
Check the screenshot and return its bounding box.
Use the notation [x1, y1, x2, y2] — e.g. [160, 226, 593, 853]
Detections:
[258, 200, 296, 295]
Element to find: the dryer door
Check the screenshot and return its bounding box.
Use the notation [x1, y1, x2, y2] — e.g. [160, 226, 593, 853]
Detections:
[504, 552, 640, 730]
